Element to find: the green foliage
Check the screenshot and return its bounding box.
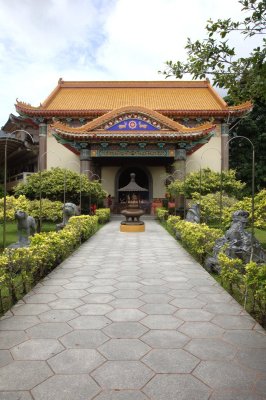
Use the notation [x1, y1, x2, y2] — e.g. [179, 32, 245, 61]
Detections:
[167, 168, 245, 199]
[166, 218, 222, 263]
[217, 253, 266, 324]
[0, 195, 63, 223]
[156, 207, 169, 221]
[229, 101, 266, 193]
[13, 167, 107, 204]
[222, 189, 266, 229]
[0, 214, 102, 314]
[191, 192, 237, 225]
[95, 208, 111, 224]
[160, 0, 266, 102]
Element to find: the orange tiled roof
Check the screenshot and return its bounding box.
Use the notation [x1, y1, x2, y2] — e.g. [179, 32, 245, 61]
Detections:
[15, 80, 252, 117]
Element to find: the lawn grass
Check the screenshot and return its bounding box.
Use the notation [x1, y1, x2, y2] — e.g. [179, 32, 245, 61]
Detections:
[0, 221, 57, 250]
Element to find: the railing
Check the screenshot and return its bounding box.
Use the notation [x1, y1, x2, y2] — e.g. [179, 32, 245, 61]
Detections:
[6, 172, 34, 190]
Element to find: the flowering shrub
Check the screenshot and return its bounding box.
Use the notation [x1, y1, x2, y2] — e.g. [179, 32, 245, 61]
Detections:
[166, 217, 222, 264]
[0, 215, 100, 314]
[95, 208, 110, 224]
[0, 195, 63, 222]
[156, 207, 169, 221]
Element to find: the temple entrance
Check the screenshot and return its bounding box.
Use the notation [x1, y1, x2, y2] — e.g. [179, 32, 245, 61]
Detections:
[115, 166, 152, 213]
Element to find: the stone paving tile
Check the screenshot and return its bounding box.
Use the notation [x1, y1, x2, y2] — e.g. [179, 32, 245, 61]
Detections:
[91, 361, 154, 390]
[31, 374, 100, 400]
[0, 391, 33, 400]
[193, 360, 257, 390]
[0, 219, 265, 400]
[0, 361, 53, 390]
[0, 350, 13, 367]
[143, 374, 211, 400]
[94, 390, 149, 400]
[11, 338, 64, 360]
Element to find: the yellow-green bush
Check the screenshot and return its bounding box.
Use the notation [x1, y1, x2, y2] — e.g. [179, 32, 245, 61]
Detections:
[0, 215, 99, 313]
[95, 208, 110, 224]
[167, 217, 222, 263]
[156, 207, 169, 221]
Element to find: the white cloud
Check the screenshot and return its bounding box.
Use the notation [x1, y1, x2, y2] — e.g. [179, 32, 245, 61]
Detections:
[0, 0, 260, 127]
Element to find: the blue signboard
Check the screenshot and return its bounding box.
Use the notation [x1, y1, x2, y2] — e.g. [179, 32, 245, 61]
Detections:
[107, 119, 159, 131]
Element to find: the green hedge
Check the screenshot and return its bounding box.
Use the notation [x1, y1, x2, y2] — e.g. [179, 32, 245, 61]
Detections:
[95, 208, 111, 224]
[0, 215, 100, 314]
[166, 216, 222, 264]
[155, 207, 169, 221]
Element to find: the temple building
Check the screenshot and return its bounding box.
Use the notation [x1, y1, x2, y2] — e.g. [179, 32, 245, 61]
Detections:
[1, 79, 251, 210]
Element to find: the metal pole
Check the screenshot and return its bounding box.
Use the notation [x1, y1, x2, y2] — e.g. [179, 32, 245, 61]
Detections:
[3, 138, 8, 249]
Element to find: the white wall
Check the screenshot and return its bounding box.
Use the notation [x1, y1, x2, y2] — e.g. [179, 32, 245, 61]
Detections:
[47, 134, 80, 172]
[148, 166, 166, 198]
[186, 125, 221, 173]
[102, 166, 120, 196]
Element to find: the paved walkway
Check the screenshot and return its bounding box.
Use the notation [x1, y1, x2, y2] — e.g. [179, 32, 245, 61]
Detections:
[0, 220, 265, 400]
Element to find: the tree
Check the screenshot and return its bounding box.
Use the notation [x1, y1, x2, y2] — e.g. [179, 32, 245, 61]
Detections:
[160, 0, 266, 102]
[229, 100, 266, 192]
[167, 168, 246, 199]
[13, 167, 107, 205]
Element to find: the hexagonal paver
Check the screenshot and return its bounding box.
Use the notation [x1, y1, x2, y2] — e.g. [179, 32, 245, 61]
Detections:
[194, 360, 257, 390]
[141, 315, 183, 329]
[56, 289, 88, 298]
[110, 299, 144, 309]
[99, 339, 150, 360]
[12, 304, 51, 315]
[185, 338, 237, 360]
[24, 294, 58, 303]
[0, 361, 53, 390]
[63, 282, 92, 290]
[139, 286, 169, 294]
[223, 330, 266, 348]
[82, 293, 115, 303]
[140, 294, 173, 303]
[112, 289, 143, 299]
[209, 390, 264, 400]
[68, 316, 111, 329]
[49, 298, 85, 309]
[39, 309, 78, 322]
[31, 374, 100, 400]
[179, 322, 224, 338]
[88, 286, 116, 294]
[143, 374, 211, 400]
[48, 349, 105, 373]
[141, 330, 189, 348]
[60, 329, 109, 348]
[103, 322, 148, 338]
[236, 348, 266, 372]
[142, 348, 199, 373]
[0, 331, 28, 349]
[34, 285, 64, 294]
[203, 302, 242, 315]
[211, 315, 255, 330]
[11, 339, 64, 360]
[26, 322, 72, 338]
[106, 309, 146, 322]
[0, 316, 39, 331]
[0, 391, 33, 400]
[170, 298, 206, 308]
[175, 309, 214, 321]
[93, 390, 149, 400]
[91, 361, 154, 389]
[140, 303, 177, 314]
[75, 304, 113, 315]
[115, 282, 142, 289]
[0, 350, 13, 367]
[91, 279, 117, 286]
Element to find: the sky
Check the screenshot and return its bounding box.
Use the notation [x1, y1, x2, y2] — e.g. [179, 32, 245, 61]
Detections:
[0, 0, 261, 127]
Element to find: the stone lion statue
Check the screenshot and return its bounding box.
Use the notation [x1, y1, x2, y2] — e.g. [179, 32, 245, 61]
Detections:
[14, 210, 36, 246]
[56, 202, 79, 230]
[205, 209, 266, 273]
[185, 203, 200, 223]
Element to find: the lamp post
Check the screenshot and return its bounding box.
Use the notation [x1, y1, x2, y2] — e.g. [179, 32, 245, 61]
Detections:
[2, 130, 34, 249]
[82, 170, 99, 214]
[226, 136, 255, 261]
